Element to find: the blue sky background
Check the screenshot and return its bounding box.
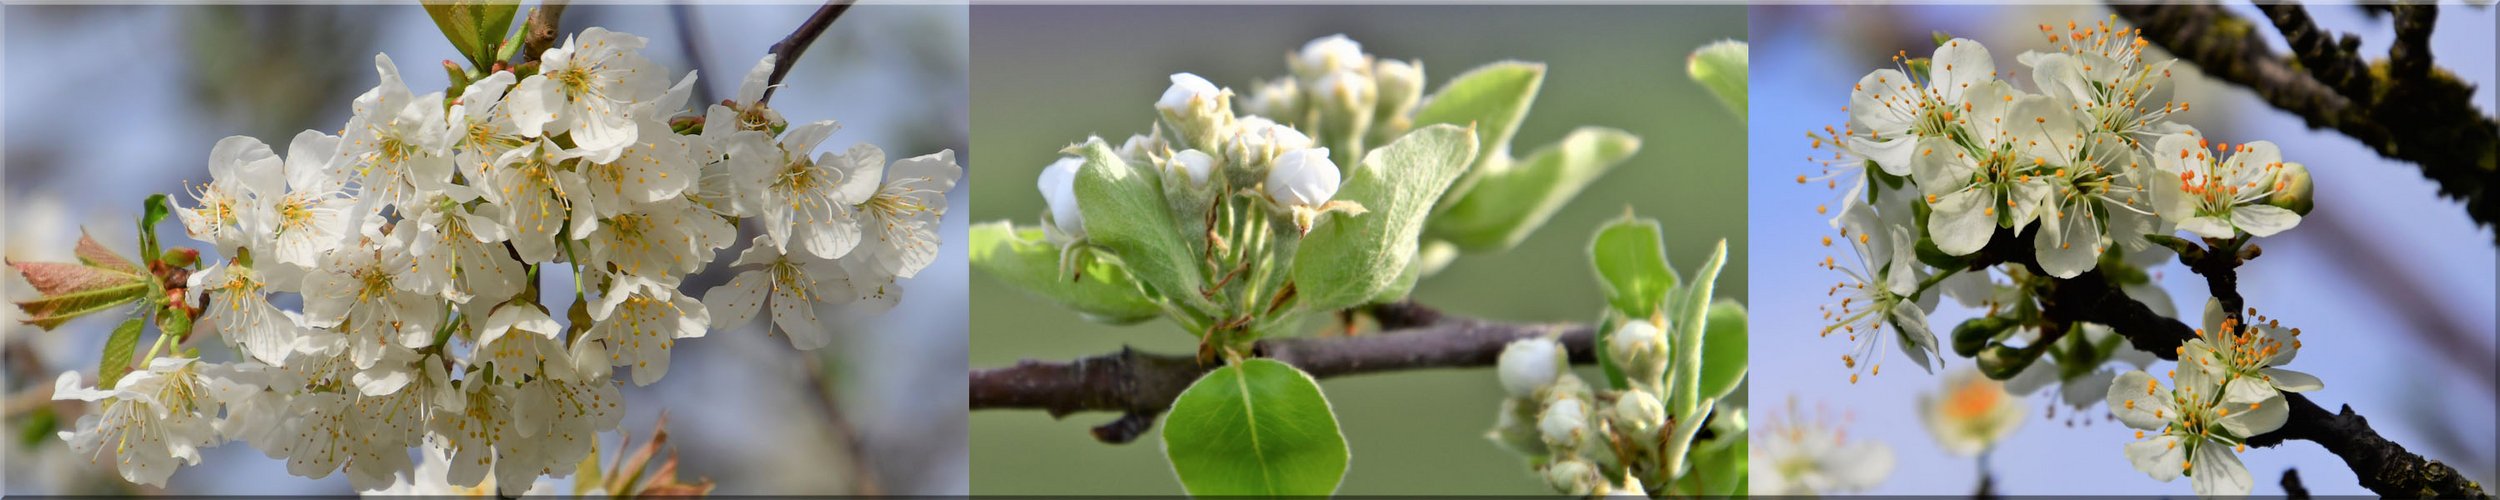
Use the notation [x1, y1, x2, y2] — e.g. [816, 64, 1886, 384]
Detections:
[1749, 4, 2496, 495]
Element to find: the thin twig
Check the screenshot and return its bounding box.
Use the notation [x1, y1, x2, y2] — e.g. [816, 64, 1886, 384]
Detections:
[759, 0, 857, 105]
[795, 350, 882, 495]
[969, 304, 1593, 444]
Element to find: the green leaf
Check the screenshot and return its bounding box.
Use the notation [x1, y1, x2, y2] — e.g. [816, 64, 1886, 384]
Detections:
[17, 405, 55, 451]
[1686, 40, 1749, 122]
[1412, 62, 1544, 170]
[1291, 124, 1478, 313]
[1588, 215, 1675, 318]
[139, 194, 172, 264]
[423, 1, 521, 69]
[1161, 359, 1349, 496]
[158, 305, 194, 340]
[97, 314, 146, 391]
[969, 221, 1162, 324]
[1068, 139, 1215, 315]
[1681, 411, 1749, 496]
[1593, 312, 1628, 390]
[1667, 239, 1727, 415]
[1429, 127, 1640, 252]
[13, 281, 148, 330]
[1695, 299, 1747, 401]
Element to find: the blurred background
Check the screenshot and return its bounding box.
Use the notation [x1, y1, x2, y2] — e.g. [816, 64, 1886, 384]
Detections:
[2, 4, 967, 495]
[1749, 4, 2495, 495]
[968, 5, 1744, 495]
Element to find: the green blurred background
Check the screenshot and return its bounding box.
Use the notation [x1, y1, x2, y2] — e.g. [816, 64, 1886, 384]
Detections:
[968, 5, 1745, 494]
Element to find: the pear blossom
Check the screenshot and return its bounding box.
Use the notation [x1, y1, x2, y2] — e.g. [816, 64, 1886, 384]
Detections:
[1157, 72, 1224, 118]
[1266, 147, 1340, 209]
[2107, 366, 2284, 496]
[562, 119, 699, 226]
[1169, 149, 1218, 187]
[705, 54, 787, 141]
[2149, 133, 2303, 239]
[1919, 368, 2025, 455]
[848, 148, 963, 278]
[1291, 34, 1367, 77]
[703, 235, 848, 350]
[301, 233, 442, 369]
[448, 71, 531, 183]
[1819, 200, 1940, 378]
[254, 130, 356, 270]
[2020, 20, 2186, 142]
[2183, 298, 2322, 404]
[581, 196, 735, 280]
[730, 121, 864, 259]
[188, 261, 300, 366]
[1750, 399, 1893, 495]
[587, 275, 708, 386]
[509, 27, 667, 162]
[1909, 84, 2052, 256]
[177, 136, 280, 254]
[52, 359, 220, 487]
[336, 54, 455, 221]
[402, 195, 524, 308]
[1841, 37, 2001, 176]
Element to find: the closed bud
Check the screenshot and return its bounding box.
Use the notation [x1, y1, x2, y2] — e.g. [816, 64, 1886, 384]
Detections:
[1976, 343, 2045, 380]
[1117, 132, 1168, 165]
[160, 247, 200, 268]
[1609, 319, 1669, 386]
[1155, 73, 1236, 151]
[1240, 78, 1301, 121]
[1037, 157, 1087, 241]
[1497, 338, 1566, 397]
[1372, 59, 1424, 130]
[1486, 397, 1549, 456]
[1537, 397, 1590, 454]
[1610, 389, 1666, 440]
[1265, 148, 1341, 210]
[1225, 116, 1315, 183]
[1951, 316, 2013, 358]
[1291, 34, 1367, 79]
[1544, 458, 1600, 496]
[2265, 161, 2314, 216]
[1311, 70, 1378, 156]
[1169, 149, 1218, 188]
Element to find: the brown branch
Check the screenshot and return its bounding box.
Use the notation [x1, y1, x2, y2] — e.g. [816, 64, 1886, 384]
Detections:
[515, 1, 568, 66]
[969, 304, 1593, 444]
[1975, 228, 2489, 497]
[759, 0, 856, 106]
[2112, 2, 2498, 235]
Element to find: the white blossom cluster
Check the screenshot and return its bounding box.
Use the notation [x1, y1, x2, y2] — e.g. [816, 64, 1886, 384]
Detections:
[1801, 19, 2314, 382]
[2103, 298, 2319, 495]
[1487, 323, 1674, 496]
[52, 27, 959, 494]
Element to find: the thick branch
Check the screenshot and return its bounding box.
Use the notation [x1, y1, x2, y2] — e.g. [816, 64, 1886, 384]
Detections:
[1977, 229, 2487, 497]
[759, 0, 856, 105]
[2113, 2, 2498, 234]
[516, 1, 568, 65]
[970, 306, 1593, 444]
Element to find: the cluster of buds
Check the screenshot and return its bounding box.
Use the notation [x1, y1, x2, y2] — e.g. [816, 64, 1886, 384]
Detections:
[1487, 318, 1683, 497]
[42, 27, 959, 494]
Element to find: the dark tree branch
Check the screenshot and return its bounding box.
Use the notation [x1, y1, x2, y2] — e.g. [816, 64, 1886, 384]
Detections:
[1975, 228, 2489, 497]
[970, 305, 1593, 444]
[759, 0, 856, 106]
[2112, 2, 2498, 235]
[2283, 468, 2312, 499]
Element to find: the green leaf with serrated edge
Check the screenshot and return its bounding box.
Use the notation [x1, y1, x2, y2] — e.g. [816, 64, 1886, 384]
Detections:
[1412, 62, 1543, 205]
[969, 221, 1161, 325]
[97, 313, 146, 391]
[139, 194, 171, 264]
[15, 283, 148, 330]
[423, 1, 520, 69]
[73, 230, 140, 274]
[1588, 215, 1675, 318]
[1068, 139, 1216, 317]
[1429, 127, 1640, 251]
[1161, 359, 1348, 496]
[1291, 125, 1477, 314]
[1696, 299, 1747, 401]
[1687, 40, 1748, 122]
[1668, 239, 1726, 416]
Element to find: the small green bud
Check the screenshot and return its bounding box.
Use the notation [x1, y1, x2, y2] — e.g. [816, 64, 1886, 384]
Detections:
[1537, 396, 1590, 453]
[2265, 162, 2315, 216]
[1156, 73, 1238, 152]
[1607, 319, 1669, 386]
[1543, 458, 1599, 496]
[1951, 316, 2013, 358]
[1976, 343, 2045, 380]
[159, 247, 199, 268]
[1610, 390, 1666, 440]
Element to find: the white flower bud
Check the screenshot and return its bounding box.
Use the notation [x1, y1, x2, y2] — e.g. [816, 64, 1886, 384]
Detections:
[1265, 148, 1340, 209]
[1611, 390, 1666, 439]
[1609, 319, 1669, 385]
[1293, 34, 1366, 77]
[1117, 132, 1166, 164]
[1038, 157, 1085, 239]
[1240, 78, 1300, 119]
[1312, 69, 1377, 113]
[1170, 149, 1217, 187]
[1486, 397, 1548, 456]
[1543, 458, 1599, 496]
[1538, 397, 1588, 452]
[1496, 338, 1564, 397]
[1373, 59, 1424, 124]
[1156, 72, 1221, 115]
